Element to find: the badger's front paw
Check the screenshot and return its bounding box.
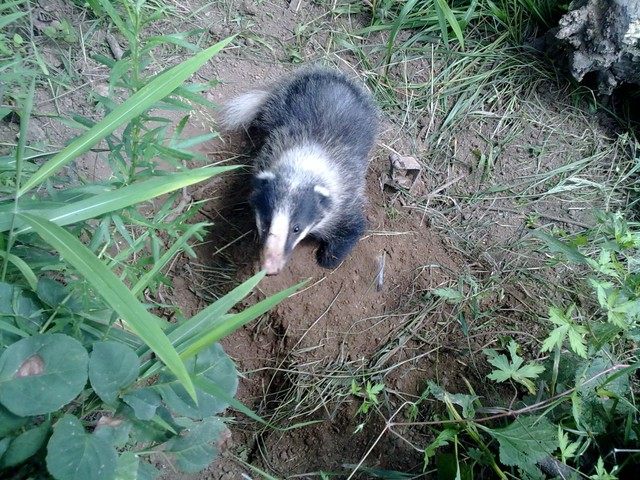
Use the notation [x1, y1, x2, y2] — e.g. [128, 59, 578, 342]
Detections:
[316, 241, 343, 269]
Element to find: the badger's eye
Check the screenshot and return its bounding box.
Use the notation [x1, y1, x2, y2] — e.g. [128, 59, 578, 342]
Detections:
[293, 225, 300, 233]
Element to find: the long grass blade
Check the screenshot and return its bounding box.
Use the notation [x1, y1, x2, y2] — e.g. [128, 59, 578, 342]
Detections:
[0, 251, 37, 290]
[19, 213, 198, 401]
[0, 166, 238, 233]
[179, 281, 305, 360]
[435, 0, 465, 48]
[0, 11, 26, 29]
[139, 271, 267, 375]
[385, 0, 420, 68]
[18, 36, 235, 196]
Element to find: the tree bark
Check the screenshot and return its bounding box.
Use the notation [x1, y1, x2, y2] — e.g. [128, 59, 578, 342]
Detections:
[545, 0, 640, 95]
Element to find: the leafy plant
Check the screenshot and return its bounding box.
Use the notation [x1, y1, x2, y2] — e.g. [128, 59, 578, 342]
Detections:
[484, 339, 545, 394]
[405, 213, 639, 479]
[0, 1, 294, 478]
[351, 379, 386, 416]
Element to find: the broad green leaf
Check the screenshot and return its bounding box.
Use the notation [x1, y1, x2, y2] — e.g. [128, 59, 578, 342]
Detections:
[484, 340, 544, 394]
[0, 282, 46, 338]
[122, 388, 161, 421]
[541, 324, 569, 353]
[137, 459, 160, 480]
[46, 414, 117, 480]
[424, 428, 457, 466]
[0, 438, 10, 462]
[193, 375, 270, 426]
[165, 417, 228, 473]
[567, 327, 588, 358]
[484, 416, 557, 469]
[428, 381, 478, 418]
[540, 306, 587, 358]
[89, 341, 139, 405]
[36, 277, 84, 312]
[158, 343, 237, 419]
[18, 36, 235, 196]
[558, 426, 580, 463]
[1, 167, 237, 234]
[0, 404, 27, 436]
[431, 287, 464, 303]
[19, 214, 197, 401]
[115, 452, 139, 480]
[0, 420, 50, 468]
[0, 333, 88, 416]
[94, 416, 132, 447]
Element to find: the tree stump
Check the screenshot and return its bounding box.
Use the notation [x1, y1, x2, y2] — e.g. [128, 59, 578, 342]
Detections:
[545, 0, 640, 94]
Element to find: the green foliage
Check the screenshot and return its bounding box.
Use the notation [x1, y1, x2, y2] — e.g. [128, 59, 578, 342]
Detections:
[351, 379, 385, 416]
[351, 379, 386, 433]
[484, 416, 557, 471]
[411, 213, 639, 478]
[540, 305, 588, 358]
[0, 1, 296, 478]
[484, 340, 545, 394]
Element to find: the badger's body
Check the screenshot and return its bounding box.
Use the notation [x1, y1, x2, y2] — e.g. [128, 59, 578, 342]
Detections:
[221, 67, 378, 275]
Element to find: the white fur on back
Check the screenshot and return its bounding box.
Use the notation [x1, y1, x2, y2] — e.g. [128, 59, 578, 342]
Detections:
[220, 90, 270, 131]
[279, 144, 339, 193]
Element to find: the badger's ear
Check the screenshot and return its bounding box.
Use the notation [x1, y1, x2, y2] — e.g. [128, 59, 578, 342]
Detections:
[255, 170, 276, 182]
[314, 185, 332, 210]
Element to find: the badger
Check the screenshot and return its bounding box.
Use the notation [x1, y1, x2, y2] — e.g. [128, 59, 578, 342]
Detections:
[221, 67, 378, 275]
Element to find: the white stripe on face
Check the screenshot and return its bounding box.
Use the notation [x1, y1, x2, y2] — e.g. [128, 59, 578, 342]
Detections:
[255, 212, 263, 238]
[262, 211, 289, 275]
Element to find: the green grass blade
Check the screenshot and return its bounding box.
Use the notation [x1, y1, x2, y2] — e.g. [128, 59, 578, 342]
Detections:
[171, 271, 266, 347]
[0, 11, 26, 29]
[18, 213, 198, 401]
[140, 271, 267, 376]
[0, 251, 37, 290]
[0, 1, 27, 12]
[0, 319, 28, 337]
[1, 166, 238, 233]
[131, 222, 208, 297]
[385, 0, 420, 67]
[97, 0, 135, 45]
[18, 36, 235, 196]
[179, 280, 305, 360]
[435, 0, 465, 47]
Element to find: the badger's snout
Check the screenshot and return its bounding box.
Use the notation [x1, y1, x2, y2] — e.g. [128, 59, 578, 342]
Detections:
[261, 249, 288, 275]
[261, 221, 290, 275]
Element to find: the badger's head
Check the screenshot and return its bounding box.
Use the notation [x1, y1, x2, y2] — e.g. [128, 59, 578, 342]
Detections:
[250, 170, 332, 275]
